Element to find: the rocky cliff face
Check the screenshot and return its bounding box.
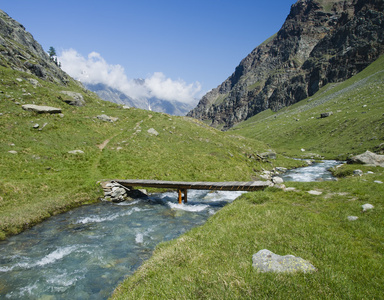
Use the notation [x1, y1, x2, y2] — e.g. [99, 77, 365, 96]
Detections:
[188, 0, 384, 130]
[0, 9, 70, 85]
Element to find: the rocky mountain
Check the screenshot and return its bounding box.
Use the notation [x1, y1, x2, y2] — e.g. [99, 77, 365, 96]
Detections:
[0, 9, 71, 85]
[85, 82, 195, 116]
[188, 0, 384, 130]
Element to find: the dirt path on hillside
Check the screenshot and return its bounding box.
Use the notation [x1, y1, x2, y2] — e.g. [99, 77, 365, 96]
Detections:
[98, 138, 111, 150]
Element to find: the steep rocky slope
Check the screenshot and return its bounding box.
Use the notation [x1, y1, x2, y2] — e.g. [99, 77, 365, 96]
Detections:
[0, 9, 70, 85]
[188, 0, 384, 129]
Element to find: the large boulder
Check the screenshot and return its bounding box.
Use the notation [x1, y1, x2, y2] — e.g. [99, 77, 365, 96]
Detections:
[60, 91, 85, 106]
[22, 104, 62, 114]
[348, 150, 384, 167]
[252, 249, 316, 273]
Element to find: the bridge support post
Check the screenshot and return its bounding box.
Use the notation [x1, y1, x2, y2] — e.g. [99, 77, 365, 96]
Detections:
[178, 189, 182, 204]
[178, 189, 188, 204]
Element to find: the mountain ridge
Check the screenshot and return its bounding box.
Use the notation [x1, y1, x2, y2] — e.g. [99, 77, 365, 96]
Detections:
[188, 0, 384, 129]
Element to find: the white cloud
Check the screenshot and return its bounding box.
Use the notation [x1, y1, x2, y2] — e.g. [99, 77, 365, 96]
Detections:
[58, 49, 201, 104]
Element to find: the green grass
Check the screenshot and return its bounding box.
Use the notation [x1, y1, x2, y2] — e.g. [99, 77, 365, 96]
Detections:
[0, 66, 302, 240]
[111, 166, 384, 299]
[110, 56, 384, 299]
[232, 55, 384, 159]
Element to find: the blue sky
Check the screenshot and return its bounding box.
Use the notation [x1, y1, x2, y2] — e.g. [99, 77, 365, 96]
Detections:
[2, 0, 297, 103]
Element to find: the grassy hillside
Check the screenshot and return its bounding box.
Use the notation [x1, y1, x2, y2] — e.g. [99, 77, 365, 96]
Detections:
[0, 66, 301, 240]
[232, 55, 384, 159]
[111, 56, 384, 299]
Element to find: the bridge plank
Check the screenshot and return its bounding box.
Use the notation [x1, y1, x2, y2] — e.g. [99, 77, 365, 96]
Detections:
[113, 179, 271, 191]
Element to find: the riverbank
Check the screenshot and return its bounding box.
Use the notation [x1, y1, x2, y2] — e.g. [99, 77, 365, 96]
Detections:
[111, 164, 384, 299]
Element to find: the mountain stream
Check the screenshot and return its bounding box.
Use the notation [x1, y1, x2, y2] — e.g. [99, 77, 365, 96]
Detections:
[0, 160, 340, 299]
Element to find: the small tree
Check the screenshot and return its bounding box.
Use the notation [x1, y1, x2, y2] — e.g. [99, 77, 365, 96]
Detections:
[48, 46, 56, 58]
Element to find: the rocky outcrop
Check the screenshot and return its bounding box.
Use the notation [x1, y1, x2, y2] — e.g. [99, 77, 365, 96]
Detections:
[348, 150, 384, 167]
[0, 10, 70, 85]
[60, 91, 85, 106]
[22, 104, 62, 114]
[188, 0, 384, 129]
[101, 181, 148, 203]
[252, 249, 317, 273]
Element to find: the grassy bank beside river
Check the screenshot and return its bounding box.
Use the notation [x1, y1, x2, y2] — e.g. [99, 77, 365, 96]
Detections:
[0, 66, 303, 240]
[111, 165, 384, 299]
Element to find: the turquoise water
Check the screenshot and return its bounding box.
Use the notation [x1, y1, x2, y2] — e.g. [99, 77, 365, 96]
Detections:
[0, 161, 340, 299]
[0, 190, 244, 299]
[281, 160, 340, 182]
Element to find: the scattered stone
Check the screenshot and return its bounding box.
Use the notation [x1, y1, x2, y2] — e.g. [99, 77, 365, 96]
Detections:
[33, 123, 39, 129]
[60, 91, 85, 106]
[147, 128, 159, 136]
[374, 180, 383, 184]
[301, 148, 305, 152]
[22, 104, 62, 114]
[68, 150, 84, 154]
[320, 112, 333, 118]
[367, 171, 374, 174]
[308, 190, 322, 195]
[122, 105, 130, 109]
[38, 123, 48, 131]
[28, 78, 41, 87]
[97, 114, 119, 122]
[275, 184, 286, 190]
[347, 216, 359, 221]
[362, 203, 374, 212]
[353, 169, 363, 176]
[116, 147, 123, 151]
[285, 187, 296, 192]
[347, 150, 384, 167]
[0, 113, 3, 117]
[16, 78, 23, 82]
[252, 249, 317, 273]
[275, 167, 287, 172]
[259, 151, 276, 160]
[8, 150, 17, 154]
[272, 176, 284, 184]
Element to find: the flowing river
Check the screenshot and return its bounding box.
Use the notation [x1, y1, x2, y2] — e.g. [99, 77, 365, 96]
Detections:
[0, 160, 340, 299]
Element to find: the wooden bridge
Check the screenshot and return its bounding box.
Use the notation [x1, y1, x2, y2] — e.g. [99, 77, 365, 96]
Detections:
[114, 179, 272, 204]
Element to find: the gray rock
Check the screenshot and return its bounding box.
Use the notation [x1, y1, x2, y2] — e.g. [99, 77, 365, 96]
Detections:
[362, 204, 374, 212]
[28, 78, 41, 87]
[111, 187, 126, 198]
[33, 123, 39, 129]
[252, 249, 316, 273]
[22, 104, 62, 114]
[308, 190, 322, 195]
[60, 91, 85, 106]
[97, 114, 119, 122]
[8, 150, 17, 154]
[353, 169, 363, 176]
[68, 150, 84, 154]
[347, 216, 359, 221]
[147, 128, 159, 136]
[260, 151, 276, 160]
[272, 176, 284, 184]
[374, 180, 383, 184]
[320, 112, 333, 118]
[348, 150, 384, 167]
[285, 187, 297, 192]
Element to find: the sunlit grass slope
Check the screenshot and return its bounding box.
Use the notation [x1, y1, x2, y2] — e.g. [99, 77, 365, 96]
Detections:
[112, 166, 384, 299]
[0, 66, 300, 239]
[232, 55, 384, 159]
[111, 56, 384, 299]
